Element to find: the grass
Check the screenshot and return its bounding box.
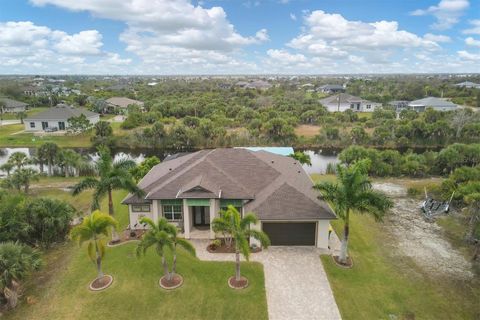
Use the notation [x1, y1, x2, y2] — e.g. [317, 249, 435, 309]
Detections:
[0, 108, 49, 120]
[311, 174, 480, 319]
[4, 177, 268, 320]
[294, 125, 321, 138]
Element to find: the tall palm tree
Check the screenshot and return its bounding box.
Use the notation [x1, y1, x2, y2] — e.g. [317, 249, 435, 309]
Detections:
[0, 162, 14, 177]
[57, 149, 82, 177]
[70, 210, 118, 282]
[38, 142, 59, 176]
[0, 242, 42, 309]
[7, 152, 30, 170]
[314, 160, 393, 264]
[10, 168, 39, 194]
[212, 206, 270, 286]
[72, 147, 143, 242]
[136, 217, 195, 284]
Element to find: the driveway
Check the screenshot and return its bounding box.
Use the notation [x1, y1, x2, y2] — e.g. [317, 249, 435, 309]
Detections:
[193, 240, 342, 320]
[0, 120, 21, 126]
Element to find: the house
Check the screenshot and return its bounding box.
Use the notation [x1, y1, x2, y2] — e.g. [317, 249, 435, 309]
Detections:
[319, 93, 380, 112]
[24, 104, 99, 132]
[105, 97, 144, 113]
[236, 80, 272, 90]
[408, 97, 457, 112]
[0, 98, 28, 113]
[388, 100, 410, 112]
[454, 81, 480, 89]
[122, 148, 336, 248]
[318, 84, 345, 94]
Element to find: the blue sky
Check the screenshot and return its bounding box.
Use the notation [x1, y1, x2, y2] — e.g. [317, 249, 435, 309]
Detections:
[0, 0, 479, 74]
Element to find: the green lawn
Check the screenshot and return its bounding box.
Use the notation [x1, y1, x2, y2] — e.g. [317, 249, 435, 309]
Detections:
[0, 107, 49, 120]
[311, 174, 480, 320]
[5, 178, 268, 320]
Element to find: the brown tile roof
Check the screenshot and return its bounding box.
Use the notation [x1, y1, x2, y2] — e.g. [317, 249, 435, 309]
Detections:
[123, 148, 335, 220]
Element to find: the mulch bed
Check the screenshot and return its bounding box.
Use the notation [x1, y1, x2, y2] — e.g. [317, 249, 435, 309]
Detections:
[89, 275, 113, 291]
[107, 229, 145, 246]
[207, 240, 261, 254]
[159, 274, 184, 290]
[228, 276, 249, 289]
[332, 255, 354, 268]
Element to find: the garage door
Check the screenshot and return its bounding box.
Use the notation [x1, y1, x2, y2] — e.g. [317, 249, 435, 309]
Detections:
[262, 222, 316, 246]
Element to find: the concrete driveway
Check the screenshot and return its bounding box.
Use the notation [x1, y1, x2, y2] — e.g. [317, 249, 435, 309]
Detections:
[193, 240, 341, 320]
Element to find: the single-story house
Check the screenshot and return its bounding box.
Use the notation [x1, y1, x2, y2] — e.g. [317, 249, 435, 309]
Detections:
[24, 104, 99, 132]
[0, 98, 28, 113]
[122, 148, 336, 248]
[105, 97, 144, 113]
[408, 97, 458, 112]
[388, 100, 410, 112]
[318, 84, 345, 94]
[454, 81, 480, 89]
[319, 93, 380, 112]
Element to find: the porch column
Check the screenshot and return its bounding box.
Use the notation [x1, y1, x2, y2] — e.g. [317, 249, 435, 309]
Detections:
[209, 199, 216, 239]
[152, 200, 159, 223]
[183, 199, 190, 239]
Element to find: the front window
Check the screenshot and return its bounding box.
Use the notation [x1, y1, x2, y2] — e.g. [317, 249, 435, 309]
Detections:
[30, 122, 35, 128]
[132, 204, 151, 212]
[163, 205, 182, 221]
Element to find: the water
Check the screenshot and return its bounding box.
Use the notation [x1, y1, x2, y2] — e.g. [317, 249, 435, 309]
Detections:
[0, 147, 340, 176]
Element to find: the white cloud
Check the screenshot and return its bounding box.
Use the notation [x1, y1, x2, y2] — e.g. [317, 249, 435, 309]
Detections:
[463, 20, 480, 35]
[53, 30, 103, 55]
[30, 0, 268, 72]
[267, 49, 306, 64]
[465, 37, 480, 47]
[424, 33, 451, 42]
[290, 13, 297, 21]
[410, 0, 469, 30]
[458, 50, 480, 60]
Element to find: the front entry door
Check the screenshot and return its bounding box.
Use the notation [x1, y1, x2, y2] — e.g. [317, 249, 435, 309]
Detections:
[58, 121, 65, 130]
[193, 207, 210, 226]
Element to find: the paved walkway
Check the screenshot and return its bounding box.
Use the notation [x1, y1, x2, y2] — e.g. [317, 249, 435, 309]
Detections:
[192, 240, 342, 320]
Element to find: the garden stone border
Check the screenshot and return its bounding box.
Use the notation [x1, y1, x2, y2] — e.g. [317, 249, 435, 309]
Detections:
[227, 276, 249, 289]
[107, 239, 140, 248]
[89, 275, 113, 291]
[159, 274, 184, 290]
[332, 255, 354, 269]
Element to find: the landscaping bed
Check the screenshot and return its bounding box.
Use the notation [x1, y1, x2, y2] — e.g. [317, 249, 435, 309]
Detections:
[207, 240, 261, 254]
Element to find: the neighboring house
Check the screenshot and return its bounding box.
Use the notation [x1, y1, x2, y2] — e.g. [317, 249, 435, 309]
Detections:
[454, 81, 480, 89]
[408, 97, 458, 112]
[105, 97, 145, 113]
[24, 104, 99, 132]
[236, 80, 272, 90]
[318, 84, 345, 94]
[0, 98, 28, 113]
[388, 100, 410, 112]
[319, 93, 380, 112]
[122, 148, 336, 248]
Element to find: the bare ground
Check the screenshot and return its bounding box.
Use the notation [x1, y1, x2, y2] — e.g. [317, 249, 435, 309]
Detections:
[373, 182, 474, 280]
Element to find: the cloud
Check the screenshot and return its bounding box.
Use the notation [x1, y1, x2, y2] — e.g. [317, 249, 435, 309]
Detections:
[410, 0, 469, 30]
[30, 0, 268, 72]
[424, 33, 451, 42]
[463, 20, 480, 35]
[290, 13, 297, 21]
[0, 20, 130, 73]
[458, 50, 480, 60]
[465, 37, 480, 47]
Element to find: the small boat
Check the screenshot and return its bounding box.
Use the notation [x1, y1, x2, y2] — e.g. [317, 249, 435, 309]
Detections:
[420, 188, 454, 221]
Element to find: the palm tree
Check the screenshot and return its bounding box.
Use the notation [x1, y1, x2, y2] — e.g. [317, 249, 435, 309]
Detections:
[314, 160, 393, 265]
[72, 147, 143, 242]
[70, 210, 118, 283]
[0, 162, 14, 177]
[10, 168, 39, 194]
[0, 242, 42, 309]
[57, 149, 82, 177]
[212, 205, 270, 286]
[136, 217, 195, 285]
[38, 142, 58, 176]
[289, 151, 312, 166]
[7, 152, 30, 170]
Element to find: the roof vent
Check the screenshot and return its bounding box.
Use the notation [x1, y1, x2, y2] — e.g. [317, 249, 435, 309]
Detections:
[297, 170, 301, 173]
[169, 168, 172, 171]
[293, 162, 297, 165]
[271, 160, 274, 163]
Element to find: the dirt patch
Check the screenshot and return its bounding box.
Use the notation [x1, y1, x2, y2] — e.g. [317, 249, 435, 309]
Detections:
[89, 275, 113, 291]
[295, 125, 321, 137]
[228, 276, 249, 289]
[373, 182, 473, 280]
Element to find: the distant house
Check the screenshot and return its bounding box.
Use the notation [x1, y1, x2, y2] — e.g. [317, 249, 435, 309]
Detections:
[236, 80, 272, 90]
[105, 97, 145, 113]
[388, 100, 410, 112]
[454, 81, 480, 89]
[0, 98, 28, 113]
[408, 97, 457, 112]
[319, 93, 380, 112]
[318, 84, 345, 94]
[24, 104, 99, 132]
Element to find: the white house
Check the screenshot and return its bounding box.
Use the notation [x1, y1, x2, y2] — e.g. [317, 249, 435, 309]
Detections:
[319, 93, 380, 112]
[408, 97, 458, 112]
[0, 98, 28, 113]
[24, 104, 99, 132]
